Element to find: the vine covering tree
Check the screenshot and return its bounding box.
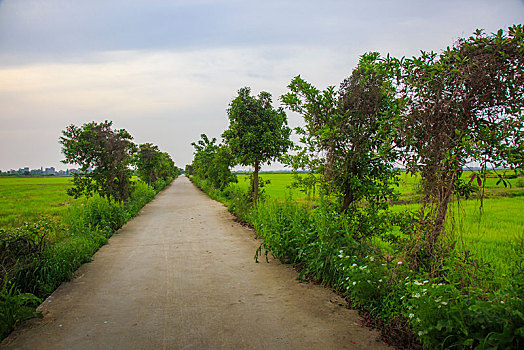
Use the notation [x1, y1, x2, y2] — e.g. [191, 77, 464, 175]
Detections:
[281, 52, 400, 213]
[396, 25, 524, 259]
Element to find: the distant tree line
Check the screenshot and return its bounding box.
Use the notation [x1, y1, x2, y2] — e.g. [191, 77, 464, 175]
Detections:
[60, 120, 181, 202]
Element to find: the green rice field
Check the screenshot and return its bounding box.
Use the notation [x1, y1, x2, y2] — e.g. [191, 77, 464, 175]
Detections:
[2, 174, 523, 276]
[0, 177, 77, 228]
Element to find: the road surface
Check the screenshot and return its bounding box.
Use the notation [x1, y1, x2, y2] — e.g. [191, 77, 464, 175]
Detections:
[3, 176, 389, 349]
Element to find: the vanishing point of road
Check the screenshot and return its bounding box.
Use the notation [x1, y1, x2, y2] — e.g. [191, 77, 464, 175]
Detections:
[3, 176, 389, 349]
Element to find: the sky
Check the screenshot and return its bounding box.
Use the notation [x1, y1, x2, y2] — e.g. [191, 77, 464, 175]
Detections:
[1, 0, 523, 171]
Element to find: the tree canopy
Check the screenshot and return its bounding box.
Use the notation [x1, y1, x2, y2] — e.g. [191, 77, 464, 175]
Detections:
[191, 134, 236, 190]
[396, 25, 524, 255]
[281, 53, 400, 212]
[60, 121, 135, 202]
[223, 87, 292, 202]
[136, 143, 178, 189]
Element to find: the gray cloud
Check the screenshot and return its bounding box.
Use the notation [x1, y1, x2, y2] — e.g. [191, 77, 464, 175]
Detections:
[0, 0, 523, 170]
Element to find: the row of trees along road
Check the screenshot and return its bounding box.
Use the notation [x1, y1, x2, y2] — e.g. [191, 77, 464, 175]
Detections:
[190, 87, 292, 203]
[60, 120, 180, 202]
[191, 25, 523, 270]
[283, 26, 523, 267]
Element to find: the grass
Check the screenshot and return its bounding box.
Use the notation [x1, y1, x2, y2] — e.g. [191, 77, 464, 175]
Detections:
[234, 171, 524, 203]
[232, 173, 313, 200]
[389, 196, 524, 279]
[0, 177, 77, 228]
[232, 172, 524, 279]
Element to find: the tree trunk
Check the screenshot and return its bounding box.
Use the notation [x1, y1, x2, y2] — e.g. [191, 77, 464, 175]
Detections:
[341, 191, 354, 212]
[252, 161, 260, 203]
[428, 171, 457, 255]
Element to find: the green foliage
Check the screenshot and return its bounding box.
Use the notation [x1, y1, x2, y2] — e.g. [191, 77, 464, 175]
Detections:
[223, 87, 292, 202]
[404, 276, 524, 349]
[0, 279, 41, 340]
[281, 55, 400, 213]
[191, 134, 237, 190]
[60, 121, 135, 202]
[135, 143, 178, 189]
[0, 220, 53, 293]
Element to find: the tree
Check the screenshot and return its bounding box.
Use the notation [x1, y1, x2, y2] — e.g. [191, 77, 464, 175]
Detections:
[281, 53, 400, 212]
[136, 143, 177, 188]
[136, 143, 162, 186]
[157, 151, 178, 183]
[191, 134, 236, 190]
[60, 121, 135, 202]
[223, 87, 292, 202]
[397, 25, 524, 256]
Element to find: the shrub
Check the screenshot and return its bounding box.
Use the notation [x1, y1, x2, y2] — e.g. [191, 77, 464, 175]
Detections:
[0, 219, 53, 294]
[0, 279, 41, 340]
[405, 277, 524, 349]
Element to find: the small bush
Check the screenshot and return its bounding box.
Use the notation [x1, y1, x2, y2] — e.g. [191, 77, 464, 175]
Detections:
[0, 279, 41, 340]
[0, 219, 53, 293]
[405, 277, 524, 349]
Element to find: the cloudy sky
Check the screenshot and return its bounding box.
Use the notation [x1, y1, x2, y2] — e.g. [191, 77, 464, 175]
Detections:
[1, 0, 523, 171]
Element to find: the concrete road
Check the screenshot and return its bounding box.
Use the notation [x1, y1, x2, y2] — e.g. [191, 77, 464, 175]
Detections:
[3, 176, 389, 349]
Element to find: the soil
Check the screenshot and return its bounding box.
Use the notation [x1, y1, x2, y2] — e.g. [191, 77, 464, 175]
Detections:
[2, 176, 390, 349]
